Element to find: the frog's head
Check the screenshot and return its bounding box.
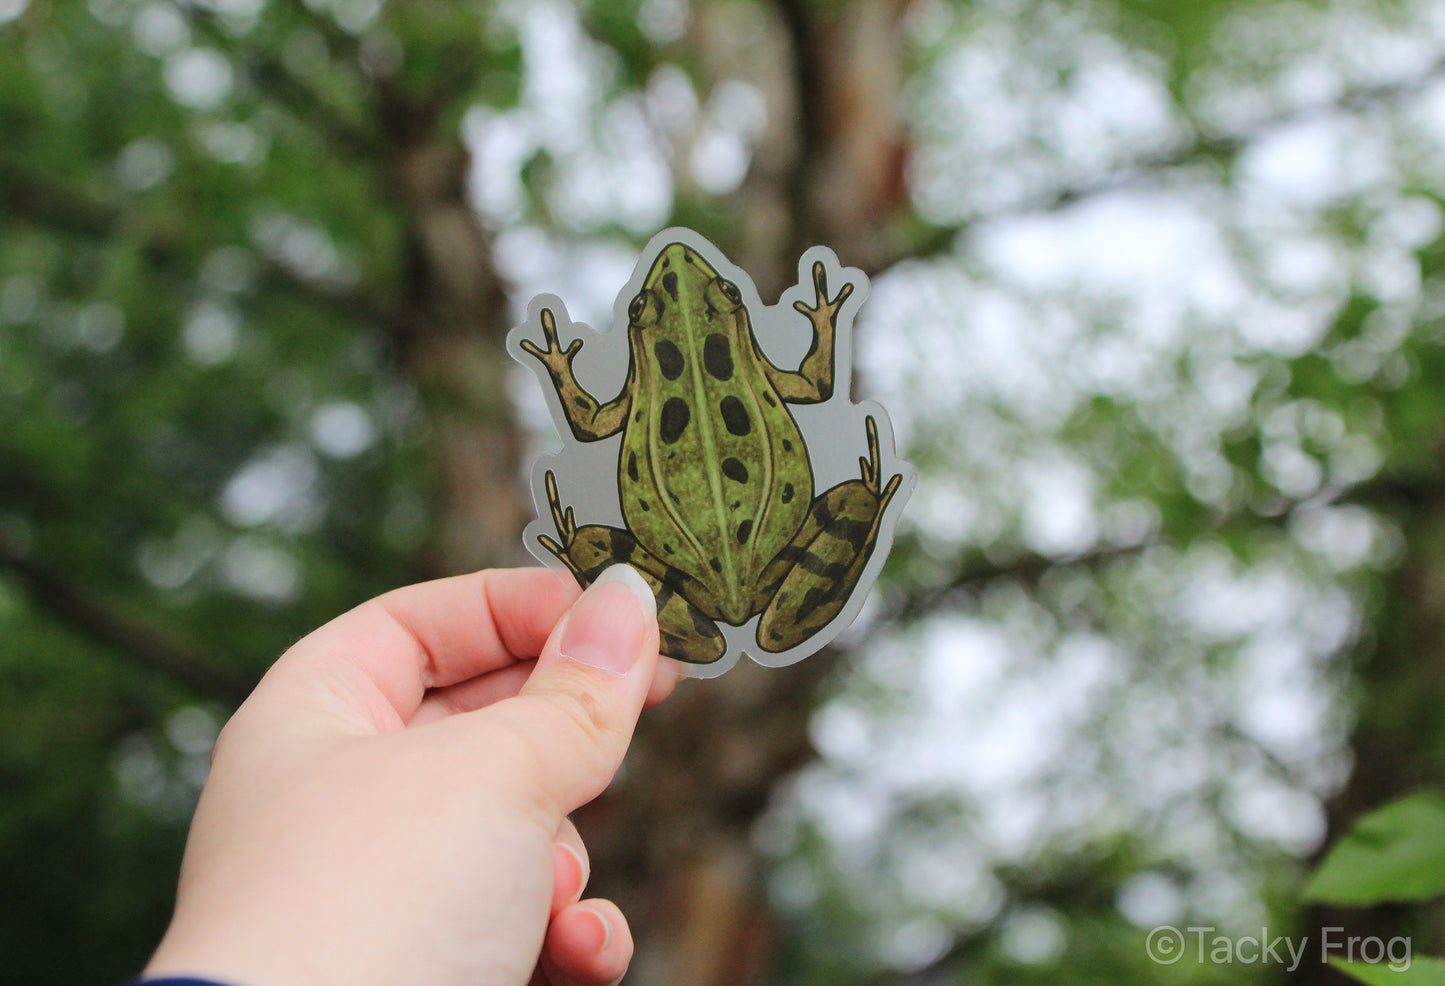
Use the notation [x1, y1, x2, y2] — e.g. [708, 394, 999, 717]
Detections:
[627, 242, 746, 341]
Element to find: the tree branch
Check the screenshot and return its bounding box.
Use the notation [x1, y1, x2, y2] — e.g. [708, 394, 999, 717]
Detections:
[175, 1, 384, 160]
[897, 54, 1445, 264]
[0, 539, 253, 704]
[276, 0, 363, 62]
[886, 539, 1153, 625]
[0, 160, 399, 329]
[0, 165, 116, 240]
[889, 468, 1445, 624]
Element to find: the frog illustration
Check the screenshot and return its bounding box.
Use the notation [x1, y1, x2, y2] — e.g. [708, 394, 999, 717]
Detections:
[511, 234, 908, 669]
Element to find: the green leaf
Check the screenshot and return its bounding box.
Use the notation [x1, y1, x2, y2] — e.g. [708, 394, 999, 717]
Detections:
[1330, 957, 1445, 986]
[1304, 791, 1445, 906]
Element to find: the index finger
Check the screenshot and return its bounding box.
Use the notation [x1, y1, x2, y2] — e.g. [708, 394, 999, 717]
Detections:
[271, 567, 581, 727]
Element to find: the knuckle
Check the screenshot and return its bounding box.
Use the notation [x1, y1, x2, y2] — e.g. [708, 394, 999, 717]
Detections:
[530, 686, 622, 781]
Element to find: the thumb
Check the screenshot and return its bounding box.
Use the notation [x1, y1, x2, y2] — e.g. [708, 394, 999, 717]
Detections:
[487, 564, 660, 816]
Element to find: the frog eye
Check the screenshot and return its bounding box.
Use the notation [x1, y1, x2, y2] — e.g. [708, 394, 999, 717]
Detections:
[628, 289, 661, 328]
[707, 277, 743, 311]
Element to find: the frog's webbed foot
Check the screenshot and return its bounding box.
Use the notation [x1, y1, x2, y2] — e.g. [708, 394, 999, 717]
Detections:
[520, 311, 627, 442]
[792, 260, 853, 329]
[860, 414, 903, 507]
[519, 308, 583, 377]
[536, 470, 584, 579]
[773, 261, 852, 403]
[755, 415, 901, 653]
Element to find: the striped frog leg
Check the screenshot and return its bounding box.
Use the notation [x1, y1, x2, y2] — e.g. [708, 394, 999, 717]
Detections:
[754, 416, 902, 653]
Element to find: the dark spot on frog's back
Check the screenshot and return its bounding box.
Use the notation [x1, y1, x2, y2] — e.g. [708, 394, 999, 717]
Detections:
[721, 457, 749, 483]
[660, 397, 690, 443]
[653, 340, 684, 380]
[704, 333, 733, 380]
[627, 452, 639, 481]
[662, 271, 679, 301]
[736, 519, 753, 544]
[781, 482, 794, 503]
[720, 396, 750, 436]
[710, 557, 722, 573]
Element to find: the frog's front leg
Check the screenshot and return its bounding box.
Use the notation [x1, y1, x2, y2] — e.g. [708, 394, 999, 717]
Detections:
[763, 260, 853, 404]
[520, 308, 631, 441]
[537, 472, 726, 664]
[754, 417, 902, 653]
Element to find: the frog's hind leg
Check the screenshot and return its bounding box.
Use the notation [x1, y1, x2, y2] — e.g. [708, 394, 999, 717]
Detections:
[755, 417, 902, 653]
[561, 535, 728, 665]
[538, 472, 726, 665]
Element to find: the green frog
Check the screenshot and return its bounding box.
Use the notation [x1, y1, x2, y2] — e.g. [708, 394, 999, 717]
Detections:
[520, 242, 902, 664]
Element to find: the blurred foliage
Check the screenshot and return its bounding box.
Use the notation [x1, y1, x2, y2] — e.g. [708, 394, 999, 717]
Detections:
[3, 0, 1445, 984]
[1304, 791, 1445, 908]
[1331, 960, 1445, 986]
[1305, 792, 1445, 984]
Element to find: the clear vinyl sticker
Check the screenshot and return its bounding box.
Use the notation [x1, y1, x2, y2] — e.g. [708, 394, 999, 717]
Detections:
[507, 228, 915, 677]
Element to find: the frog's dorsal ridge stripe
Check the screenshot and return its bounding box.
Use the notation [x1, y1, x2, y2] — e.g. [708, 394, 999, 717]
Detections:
[508, 228, 917, 678]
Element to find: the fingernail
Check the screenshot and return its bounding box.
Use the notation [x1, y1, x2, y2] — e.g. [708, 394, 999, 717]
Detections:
[555, 842, 588, 897]
[559, 565, 655, 675]
[580, 906, 614, 950]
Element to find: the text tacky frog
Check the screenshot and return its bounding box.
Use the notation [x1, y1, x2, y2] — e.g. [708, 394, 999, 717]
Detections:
[508, 229, 915, 677]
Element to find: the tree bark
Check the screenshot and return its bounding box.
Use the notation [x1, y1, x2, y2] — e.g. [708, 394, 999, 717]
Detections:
[387, 134, 527, 574]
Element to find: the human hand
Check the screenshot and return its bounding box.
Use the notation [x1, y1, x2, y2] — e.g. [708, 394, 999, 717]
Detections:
[143, 564, 673, 986]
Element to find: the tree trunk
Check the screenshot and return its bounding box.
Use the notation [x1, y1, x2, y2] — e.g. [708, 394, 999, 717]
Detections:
[567, 6, 914, 981]
[389, 137, 527, 573]
[731, 0, 912, 295]
[577, 653, 841, 985]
